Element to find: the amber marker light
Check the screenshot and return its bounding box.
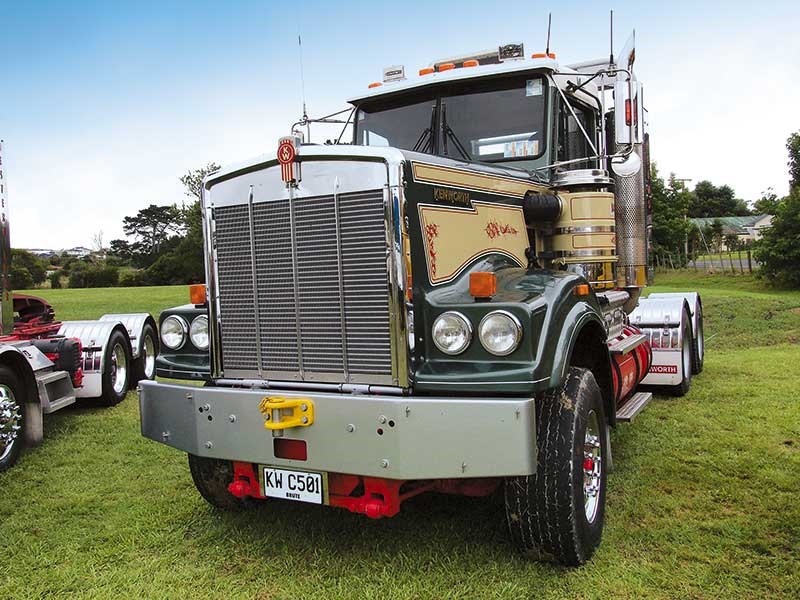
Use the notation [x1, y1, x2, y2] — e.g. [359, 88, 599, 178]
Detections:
[190, 283, 207, 305]
[573, 284, 591, 297]
[463, 59, 479, 67]
[368, 82, 382, 89]
[419, 67, 435, 76]
[438, 63, 455, 72]
[531, 52, 557, 59]
[470, 272, 497, 299]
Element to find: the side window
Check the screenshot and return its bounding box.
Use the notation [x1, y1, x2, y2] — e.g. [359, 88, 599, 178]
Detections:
[557, 99, 595, 169]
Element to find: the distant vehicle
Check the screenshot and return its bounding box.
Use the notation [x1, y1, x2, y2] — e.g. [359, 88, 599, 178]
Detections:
[140, 34, 704, 565]
[0, 139, 158, 471]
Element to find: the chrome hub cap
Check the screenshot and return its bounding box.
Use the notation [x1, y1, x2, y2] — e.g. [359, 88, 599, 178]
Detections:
[0, 385, 22, 461]
[143, 335, 156, 379]
[583, 410, 602, 523]
[110, 343, 128, 395]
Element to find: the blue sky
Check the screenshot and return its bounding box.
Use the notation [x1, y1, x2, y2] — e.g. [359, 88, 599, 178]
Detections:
[1, 0, 798, 248]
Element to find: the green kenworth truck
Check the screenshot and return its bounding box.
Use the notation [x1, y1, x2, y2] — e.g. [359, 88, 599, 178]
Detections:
[140, 39, 703, 565]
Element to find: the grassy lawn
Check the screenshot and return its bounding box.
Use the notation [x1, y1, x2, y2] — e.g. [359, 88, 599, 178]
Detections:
[1, 274, 798, 599]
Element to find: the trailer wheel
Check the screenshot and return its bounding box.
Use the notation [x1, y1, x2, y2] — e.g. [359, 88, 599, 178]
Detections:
[99, 329, 131, 406]
[188, 454, 252, 511]
[131, 322, 158, 385]
[670, 309, 693, 397]
[691, 305, 704, 375]
[504, 367, 608, 566]
[0, 366, 25, 472]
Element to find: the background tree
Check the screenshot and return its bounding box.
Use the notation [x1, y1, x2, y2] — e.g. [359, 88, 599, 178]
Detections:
[753, 189, 781, 215]
[688, 181, 751, 217]
[787, 130, 800, 190]
[649, 166, 692, 265]
[117, 204, 183, 267]
[753, 187, 800, 287]
[150, 162, 221, 284]
[10, 249, 48, 288]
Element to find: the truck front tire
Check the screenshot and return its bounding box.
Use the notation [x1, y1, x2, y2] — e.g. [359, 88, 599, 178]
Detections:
[0, 365, 25, 472]
[188, 454, 253, 511]
[504, 367, 608, 566]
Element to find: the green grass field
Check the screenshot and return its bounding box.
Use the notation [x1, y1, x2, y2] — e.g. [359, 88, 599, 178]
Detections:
[1, 274, 798, 599]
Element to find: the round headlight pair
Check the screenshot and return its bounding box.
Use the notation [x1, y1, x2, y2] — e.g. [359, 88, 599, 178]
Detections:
[161, 315, 209, 350]
[432, 310, 522, 356]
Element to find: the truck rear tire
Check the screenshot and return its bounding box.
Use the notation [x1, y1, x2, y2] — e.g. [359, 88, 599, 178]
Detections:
[504, 367, 608, 566]
[670, 309, 693, 397]
[131, 322, 158, 385]
[99, 329, 131, 406]
[188, 454, 253, 511]
[691, 305, 704, 374]
[0, 365, 25, 472]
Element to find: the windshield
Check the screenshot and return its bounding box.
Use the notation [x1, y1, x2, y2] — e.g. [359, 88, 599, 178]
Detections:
[357, 97, 437, 153]
[354, 75, 547, 165]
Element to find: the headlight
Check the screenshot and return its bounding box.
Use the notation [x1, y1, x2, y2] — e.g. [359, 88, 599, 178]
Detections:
[160, 315, 188, 350]
[189, 315, 209, 350]
[479, 311, 522, 356]
[432, 311, 472, 355]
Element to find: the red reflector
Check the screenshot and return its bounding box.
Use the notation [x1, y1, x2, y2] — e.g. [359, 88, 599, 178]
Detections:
[273, 438, 307, 461]
[583, 458, 594, 471]
[625, 99, 632, 126]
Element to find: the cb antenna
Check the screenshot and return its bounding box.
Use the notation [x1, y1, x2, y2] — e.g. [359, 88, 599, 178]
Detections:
[545, 13, 552, 55]
[297, 34, 310, 139]
[609, 10, 614, 66]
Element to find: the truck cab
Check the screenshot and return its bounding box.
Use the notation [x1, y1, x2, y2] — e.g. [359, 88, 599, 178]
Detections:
[141, 42, 703, 566]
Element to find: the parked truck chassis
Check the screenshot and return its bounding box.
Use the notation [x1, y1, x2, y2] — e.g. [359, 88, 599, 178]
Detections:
[139, 37, 704, 565]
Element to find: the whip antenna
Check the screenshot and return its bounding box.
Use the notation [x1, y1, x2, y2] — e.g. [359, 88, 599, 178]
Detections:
[609, 10, 614, 66]
[297, 34, 309, 137]
[545, 13, 552, 55]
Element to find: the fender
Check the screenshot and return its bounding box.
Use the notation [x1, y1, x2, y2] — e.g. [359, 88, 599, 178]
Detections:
[57, 320, 132, 398]
[100, 313, 157, 360]
[630, 297, 692, 387]
[0, 345, 44, 446]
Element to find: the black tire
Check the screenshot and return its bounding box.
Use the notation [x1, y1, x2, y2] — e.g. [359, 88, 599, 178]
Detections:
[691, 306, 704, 375]
[670, 309, 693, 397]
[0, 365, 26, 472]
[99, 329, 131, 407]
[188, 454, 253, 511]
[505, 367, 609, 566]
[131, 322, 158, 386]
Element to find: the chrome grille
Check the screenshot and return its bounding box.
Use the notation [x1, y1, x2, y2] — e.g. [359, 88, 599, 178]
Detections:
[214, 189, 392, 383]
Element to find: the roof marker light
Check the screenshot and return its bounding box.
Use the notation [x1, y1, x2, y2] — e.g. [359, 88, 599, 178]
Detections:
[368, 82, 382, 89]
[463, 59, 479, 67]
[438, 63, 455, 72]
[531, 52, 557, 59]
[419, 67, 435, 76]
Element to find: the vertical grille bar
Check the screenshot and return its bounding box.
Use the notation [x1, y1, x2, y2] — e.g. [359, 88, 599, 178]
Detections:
[287, 187, 305, 379]
[246, 185, 263, 377]
[332, 177, 350, 382]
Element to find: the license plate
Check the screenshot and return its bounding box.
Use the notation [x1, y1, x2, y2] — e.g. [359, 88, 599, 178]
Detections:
[262, 466, 324, 505]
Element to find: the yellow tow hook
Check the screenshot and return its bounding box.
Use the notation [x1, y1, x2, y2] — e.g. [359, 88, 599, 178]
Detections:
[258, 397, 314, 431]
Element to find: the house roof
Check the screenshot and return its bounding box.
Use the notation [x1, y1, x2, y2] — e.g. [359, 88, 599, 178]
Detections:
[690, 215, 769, 235]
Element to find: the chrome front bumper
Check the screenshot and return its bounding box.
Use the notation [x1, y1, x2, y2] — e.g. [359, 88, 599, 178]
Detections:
[139, 381, 536, 479]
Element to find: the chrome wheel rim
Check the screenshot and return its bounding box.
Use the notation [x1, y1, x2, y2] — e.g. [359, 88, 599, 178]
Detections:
[143, 334, 156, 379]
[0, 385, 22, 462]
[110, 343, 128, 395]
[583, 410, 602, 523]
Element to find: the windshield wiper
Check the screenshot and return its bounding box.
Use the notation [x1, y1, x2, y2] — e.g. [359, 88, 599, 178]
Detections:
[413, 106, 437, 153]
[441, 103, 470, 161]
